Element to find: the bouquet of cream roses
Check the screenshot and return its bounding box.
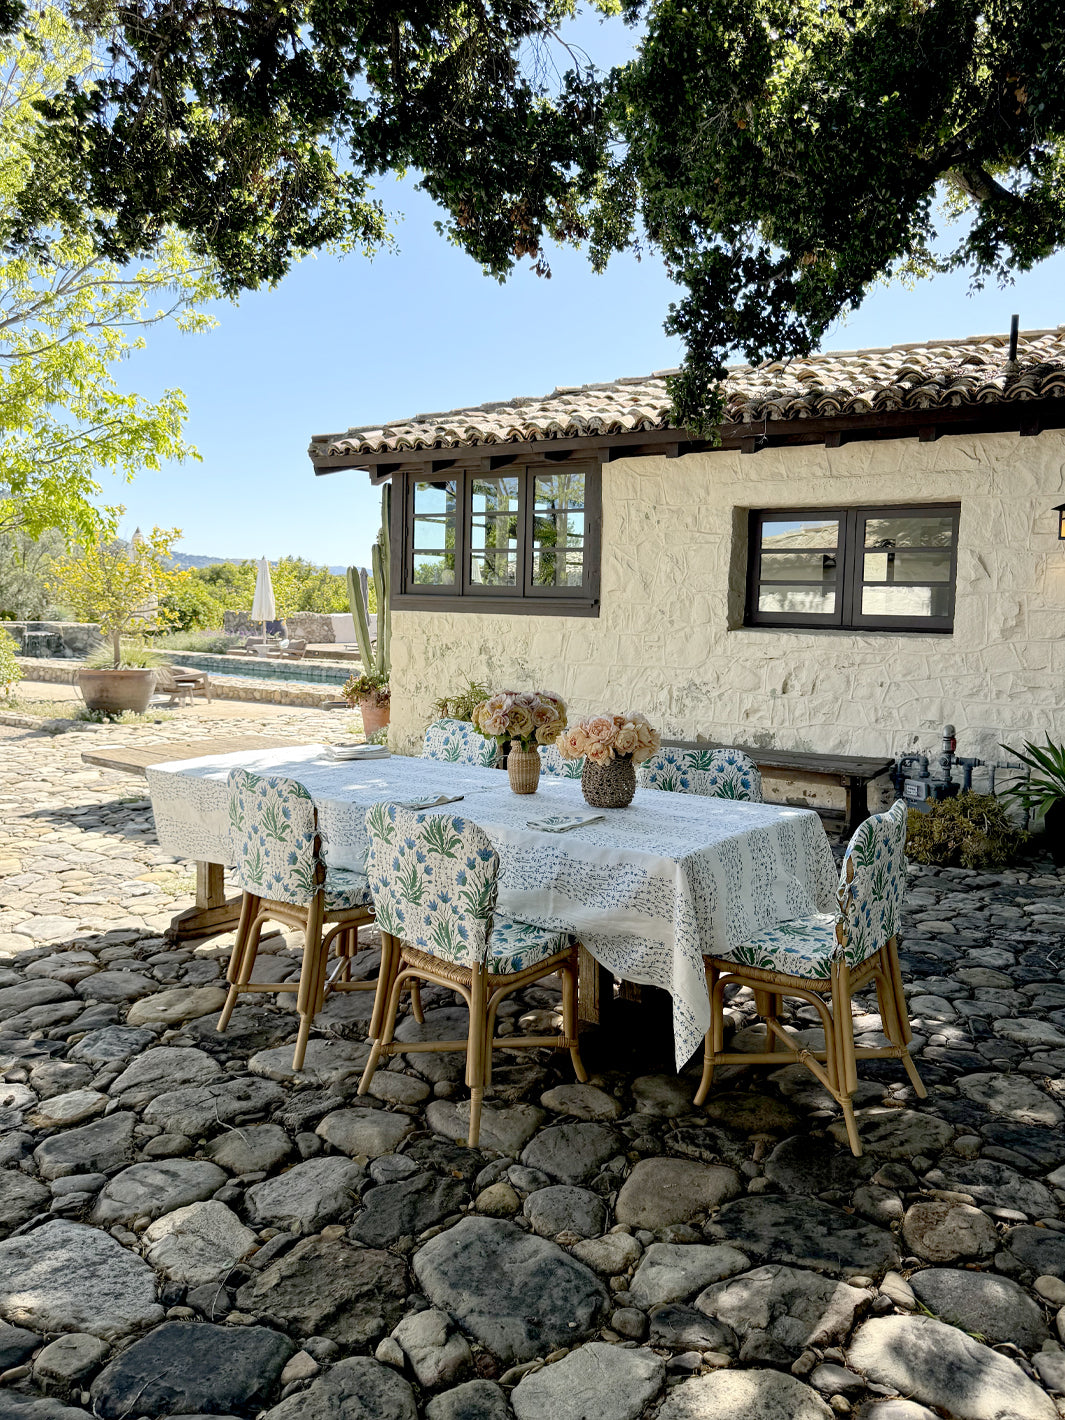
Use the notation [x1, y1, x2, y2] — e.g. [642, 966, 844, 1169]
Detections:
[556, 712, 661, 767]
[471, 690, 568, 752]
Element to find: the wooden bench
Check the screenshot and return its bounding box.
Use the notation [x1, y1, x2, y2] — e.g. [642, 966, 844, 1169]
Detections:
[665, 739, 894, 835]
[82, 736, 295, 942]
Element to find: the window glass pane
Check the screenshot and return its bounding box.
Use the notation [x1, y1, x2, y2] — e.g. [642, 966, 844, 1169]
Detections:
[470, 476, 519, 587]
[533, 471, 586, 588]
[861, 585, 952, 618]
[412, 480, 457, 585]
[761, 552, 837, 583]
[758, 585, 836, 615]
[863, 550, 952, 584]
[761, 517, 839, 550]
[864, 515, 954, 548]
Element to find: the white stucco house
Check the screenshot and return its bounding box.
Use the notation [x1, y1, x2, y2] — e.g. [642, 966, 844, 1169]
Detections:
[308, 325, 1065, 802]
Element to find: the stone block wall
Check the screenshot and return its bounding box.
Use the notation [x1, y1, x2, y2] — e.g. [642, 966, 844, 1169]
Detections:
[388, 428, 1065, 763]
[0, 621, 102, 657]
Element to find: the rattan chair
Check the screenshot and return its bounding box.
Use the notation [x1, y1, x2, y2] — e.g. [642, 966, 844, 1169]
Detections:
[422, 717, 500, 767]
[696, 799, 924, 1155]
[358, 803, 586, 1146]
[538, 742, 584, 778]
[640, 746, 763, 801]
[219, 768, 392, 1068]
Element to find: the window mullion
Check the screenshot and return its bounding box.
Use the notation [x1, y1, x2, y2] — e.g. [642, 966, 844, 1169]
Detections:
[839, 509, 859, 628]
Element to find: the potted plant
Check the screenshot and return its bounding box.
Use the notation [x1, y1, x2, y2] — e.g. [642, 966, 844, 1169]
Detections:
[1001, 736, 1065, 867]
[471, 690, 568, 794]
[49, 526, 187, 715]
[557, 713, 661, 808]
[342, 669, 391, 737]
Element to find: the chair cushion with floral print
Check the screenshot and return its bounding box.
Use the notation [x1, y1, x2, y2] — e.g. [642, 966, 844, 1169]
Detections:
[486, 915, 572, 973]
[837, 798, 908, 969]
[538, 742, 584, 779]
[227, 768, 322, 907]
[323, 868, 373, 911]
[365, 802, 500, 968]
[725, 913, 839, 978]
[422, 718, 500, 767]
[639, 746, 763, 802]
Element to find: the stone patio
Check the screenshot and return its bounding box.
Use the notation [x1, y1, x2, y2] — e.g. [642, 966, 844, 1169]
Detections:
[0, 714, 1064, 1419]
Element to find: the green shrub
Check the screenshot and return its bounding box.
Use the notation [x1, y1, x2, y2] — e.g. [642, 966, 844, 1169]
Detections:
[0, 628, 23, 699]
[85, 639, 164, 668]
[906, 791, 1027, 870]
[156, 630, 240, 654]
[432, 677, 492, 723]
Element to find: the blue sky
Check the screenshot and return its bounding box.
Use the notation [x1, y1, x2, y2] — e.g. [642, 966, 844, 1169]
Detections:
[116, 13, 1065, 571]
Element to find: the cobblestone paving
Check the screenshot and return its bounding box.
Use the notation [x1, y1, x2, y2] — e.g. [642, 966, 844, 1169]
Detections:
[1, 717, 1065, 1420]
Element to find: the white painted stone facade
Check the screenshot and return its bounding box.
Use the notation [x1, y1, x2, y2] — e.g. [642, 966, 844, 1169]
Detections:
[389, 429, 1065, 765]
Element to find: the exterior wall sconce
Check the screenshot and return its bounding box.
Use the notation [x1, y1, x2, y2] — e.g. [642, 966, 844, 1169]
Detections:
[1056, 503, 1065, 540]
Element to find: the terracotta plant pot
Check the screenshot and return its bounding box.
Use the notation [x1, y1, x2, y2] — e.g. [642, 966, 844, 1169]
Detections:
[1044, 799, 1065, 869]
[76, 667, 157, 716]
[358, 695, 390, 737]
[508, 745, 541, 794]
[582, 754, 636, 809]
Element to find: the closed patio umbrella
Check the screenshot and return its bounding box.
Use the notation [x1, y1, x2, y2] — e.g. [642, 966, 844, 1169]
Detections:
[251, 557, 276, 635]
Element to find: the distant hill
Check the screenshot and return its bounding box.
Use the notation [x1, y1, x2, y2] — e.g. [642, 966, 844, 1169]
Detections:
[169, 553, 350, 575]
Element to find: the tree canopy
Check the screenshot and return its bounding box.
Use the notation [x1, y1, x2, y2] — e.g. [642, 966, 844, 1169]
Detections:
[0, 7, 218, 543]
[10, 0, 613, 294]
[6, 0, 1064, 428]
[600, 0, 1065, 428]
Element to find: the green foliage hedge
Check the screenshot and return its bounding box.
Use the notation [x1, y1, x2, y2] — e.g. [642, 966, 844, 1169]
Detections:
[906, 791, 1027, 871]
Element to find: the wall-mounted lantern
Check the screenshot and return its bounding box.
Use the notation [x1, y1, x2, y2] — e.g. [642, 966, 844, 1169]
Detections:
[1056, 502, 1065, 540]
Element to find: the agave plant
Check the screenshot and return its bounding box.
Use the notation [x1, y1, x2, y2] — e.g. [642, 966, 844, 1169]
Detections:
[1000, 736, 1065, 817]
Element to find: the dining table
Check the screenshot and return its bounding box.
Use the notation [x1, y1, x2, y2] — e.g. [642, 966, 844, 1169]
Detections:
[145, 743, 838, 1067]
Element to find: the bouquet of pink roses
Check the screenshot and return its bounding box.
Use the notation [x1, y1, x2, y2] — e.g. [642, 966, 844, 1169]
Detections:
[471, 690, 568, 752]
[556, 712, 661, 767]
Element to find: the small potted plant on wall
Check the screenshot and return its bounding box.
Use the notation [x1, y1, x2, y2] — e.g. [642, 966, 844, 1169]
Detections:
[342, 669, 391, 737]
[1001, 736, 1065, 868]
[50, 525, 186, 716]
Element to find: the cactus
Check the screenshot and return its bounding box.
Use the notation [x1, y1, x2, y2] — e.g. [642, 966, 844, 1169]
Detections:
[346, 484, 391, 680]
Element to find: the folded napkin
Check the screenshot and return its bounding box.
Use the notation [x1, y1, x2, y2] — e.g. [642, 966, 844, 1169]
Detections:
[526, 811, 604, 833]
[396, 793, 465, 811]
[326, 744, 391, 761]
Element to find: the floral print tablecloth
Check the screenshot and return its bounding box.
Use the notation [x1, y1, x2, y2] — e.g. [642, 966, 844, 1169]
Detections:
[147, 747, 836, 1067]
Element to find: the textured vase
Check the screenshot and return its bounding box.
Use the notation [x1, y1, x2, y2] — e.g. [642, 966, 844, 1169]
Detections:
[508, 745, 541, 794]
[582, 754, 636, 809]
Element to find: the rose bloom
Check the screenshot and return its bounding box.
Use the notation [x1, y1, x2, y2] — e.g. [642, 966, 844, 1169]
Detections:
[535, 720, 563, 745]
[614, 723, 638, 756]
[585, 715, 617, 747]
[585, 740, 612, 765]
[507, 703, 535, 741]
[531, 699, 558, 727]
[556, 727, 586, 760]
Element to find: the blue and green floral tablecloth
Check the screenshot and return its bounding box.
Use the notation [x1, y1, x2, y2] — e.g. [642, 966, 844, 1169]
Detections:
[147, 746, 836, 1066]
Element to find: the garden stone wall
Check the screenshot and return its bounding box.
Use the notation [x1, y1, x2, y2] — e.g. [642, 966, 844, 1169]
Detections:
[388, 428, 1065, 765]
[0, 621, 102, 657]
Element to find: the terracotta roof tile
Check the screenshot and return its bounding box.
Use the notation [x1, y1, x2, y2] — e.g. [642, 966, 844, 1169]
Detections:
[310, 325, 1065, 460]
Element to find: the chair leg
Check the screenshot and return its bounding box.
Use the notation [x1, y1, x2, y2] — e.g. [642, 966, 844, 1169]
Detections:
[359, 954, 407, 1094]
[368, 932, 396, 1041]
[410, 981, 425, 1024]
[756, 989, 781, 1052]
[884, 937, 928, 1097]
[293, 895, 326, 1071]
[561, 956, 588, 1083]
[694, 964, 720, 1107]
[218, 894, 261, 1033]
[831, 963, 863, 1158]
[466, 967, 488, 1149]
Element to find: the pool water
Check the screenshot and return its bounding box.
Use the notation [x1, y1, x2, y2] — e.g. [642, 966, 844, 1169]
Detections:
[170, 651, 352, 687]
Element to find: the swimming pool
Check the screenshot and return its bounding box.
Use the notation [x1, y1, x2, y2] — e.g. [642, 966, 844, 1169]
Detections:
[170, 651, 352, 687]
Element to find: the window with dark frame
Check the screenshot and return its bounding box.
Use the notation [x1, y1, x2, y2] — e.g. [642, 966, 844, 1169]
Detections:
[746, 504, 960, 632]
[395, 464, 600, 615]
